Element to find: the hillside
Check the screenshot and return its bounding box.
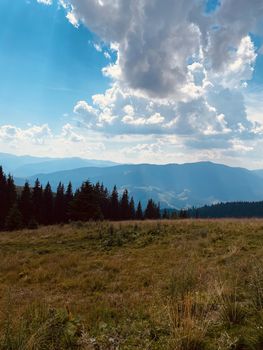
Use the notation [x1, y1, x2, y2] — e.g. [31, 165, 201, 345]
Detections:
[15, 161, 263, 208]
[2, 220, 263, 349]
[0, 152, 118, 177]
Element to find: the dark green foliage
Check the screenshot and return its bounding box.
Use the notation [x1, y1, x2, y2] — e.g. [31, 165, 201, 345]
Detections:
[189, 201, 263, 218]
[162, 209, 170, 219]
[65, 182, 73, 222]
[136, 201, 144, 220]
[19, 181, 32, 226]
[110, 185, 119, 220]
[179, 209, 188, 219]
[0, 166, 7, 229]
[70, 181, 102, 221]
[54, 182, 66, 224]
[42, 182, 54, 225]
[5, 204, 23, 231]
[6, 175, 16, 212]
[28, 218, 39, 230]
[0, 165, 163, 230]
[129, 197, 136, 220]
[32, 179, 43, 224]
[120, 189, 130, 220]
[144, 199, 161, 219]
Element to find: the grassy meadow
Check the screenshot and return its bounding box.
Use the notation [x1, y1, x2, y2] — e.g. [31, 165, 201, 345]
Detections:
[1, 219, 263, 349]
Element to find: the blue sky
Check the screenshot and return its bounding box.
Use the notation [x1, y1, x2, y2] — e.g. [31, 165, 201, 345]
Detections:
[0, 0, 263, 168]
[0, 0, 110, 130]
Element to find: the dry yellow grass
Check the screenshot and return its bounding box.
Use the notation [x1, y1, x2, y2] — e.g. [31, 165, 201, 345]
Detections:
[1, 219, 263, 349]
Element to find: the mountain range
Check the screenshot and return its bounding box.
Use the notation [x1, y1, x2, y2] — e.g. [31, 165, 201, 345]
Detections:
[0, 152, 118, 177]
[2, 152, 262, 209]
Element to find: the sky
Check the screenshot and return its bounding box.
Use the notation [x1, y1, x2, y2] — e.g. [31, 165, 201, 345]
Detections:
[0, 0, 263, 168]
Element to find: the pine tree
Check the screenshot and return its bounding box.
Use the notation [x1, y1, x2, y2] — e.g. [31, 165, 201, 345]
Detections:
[6, 174, 16, 212]
[32, 179, 43, 224]
[171, 210, 178, 219]
[43, 182, 54, 225]
[135, 201, 143, 220]
[19, 181, 32, 226]
[0, 166, 7, 229]
[101, 184, 110, 220]
[110, 186, 119, 220]
[162, 208, 170, 219]
[179, 209, 188, 219]
[65, 182, 73, 222]
[144, 199, 160, 219]
[54, 182, 66, 223]
[70, 181, 102, 221]
[129, 197, 136, 220]
[120, 189, 130, 220]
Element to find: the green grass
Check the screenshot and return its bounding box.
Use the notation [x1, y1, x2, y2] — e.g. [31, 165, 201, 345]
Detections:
[2, 220, 263, 348]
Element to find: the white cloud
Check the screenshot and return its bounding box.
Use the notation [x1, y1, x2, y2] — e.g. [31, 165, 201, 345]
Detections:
[37, 0, 52, 5]
[61, 123, 84, 142]
[66, 11, 79, 27]
[32, 0, 263, 167]
[0, 124, 52, 145]
[58, 0, 261, 147]
[60, 0, 263, 97]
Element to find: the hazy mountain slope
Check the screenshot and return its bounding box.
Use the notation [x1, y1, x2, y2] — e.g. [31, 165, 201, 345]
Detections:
[0, 152, 118, 177]
[0, 153, 50, 174]
[253, 169, 263, 178]
[15, 161, 263, 209]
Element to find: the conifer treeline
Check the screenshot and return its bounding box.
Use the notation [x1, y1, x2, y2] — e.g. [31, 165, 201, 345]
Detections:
[188, 201, 263, 218]
[0, 166, 162, 231]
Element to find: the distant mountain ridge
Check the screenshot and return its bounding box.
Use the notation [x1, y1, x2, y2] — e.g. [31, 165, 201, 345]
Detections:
[12, 160, 263, 209]
[0, 152, 118, 177]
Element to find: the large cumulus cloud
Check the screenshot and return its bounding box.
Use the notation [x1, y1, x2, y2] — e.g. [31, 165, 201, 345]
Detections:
[60, 0, 262, 96]
[53, 0, 263, 162]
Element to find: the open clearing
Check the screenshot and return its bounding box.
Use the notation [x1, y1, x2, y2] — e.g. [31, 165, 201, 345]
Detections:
[1, 220, 263, 349]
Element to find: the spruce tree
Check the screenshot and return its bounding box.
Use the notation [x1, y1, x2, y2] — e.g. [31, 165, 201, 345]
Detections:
[135, 201, 143, 220]
[65, 182, 73, 222]
[110, 186, 119, 220]
[129, 197, 136, 220]
[162, 209, 170, 219]
[0, 166, 7, 229]
[6, 174, 16, 212]
[42, 182, 54, 225]
[120, 189, 130, 220]
[5, 204, 23, 231]
[19, 181, 32, 226]
[144, 199, 160, 219]
[32, 179, 43, 224]
[96, 183, 110, 220]
[70, 181, 102, 221]
[54, 182, 66, 223]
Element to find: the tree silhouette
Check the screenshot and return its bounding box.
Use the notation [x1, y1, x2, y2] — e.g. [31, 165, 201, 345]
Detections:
[19, 181, 32, 226]
[136, 201, 144, 220]
[120, 189, 130, 220]
[0, 166, 7, 229]
[32, 179, 43, 224]
[110, 186, 119, 220]
[129, 197, 136, 220]
[70, 181, 102, 221]
[5, 204, 23, 231]
[145, 199, 160, 219]
[54, 182, 66, 223]
[43, 182, 54, 225]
